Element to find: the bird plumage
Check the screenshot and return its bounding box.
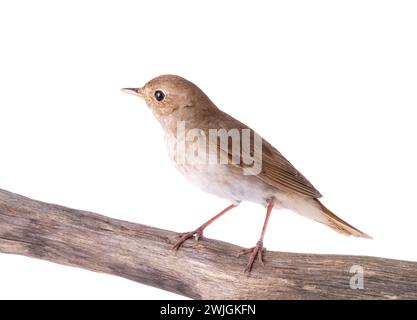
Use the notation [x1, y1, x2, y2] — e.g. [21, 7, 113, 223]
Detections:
[122, 74, 371, 271]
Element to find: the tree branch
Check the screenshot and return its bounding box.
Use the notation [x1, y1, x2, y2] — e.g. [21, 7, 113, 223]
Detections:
[0, 188, 416, 299]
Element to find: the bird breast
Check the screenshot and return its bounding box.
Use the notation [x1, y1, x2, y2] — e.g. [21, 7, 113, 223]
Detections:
[163, 132, 275, 205]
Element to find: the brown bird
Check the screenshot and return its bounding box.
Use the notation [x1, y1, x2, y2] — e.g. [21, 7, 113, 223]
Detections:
[122, 75, 371, 273]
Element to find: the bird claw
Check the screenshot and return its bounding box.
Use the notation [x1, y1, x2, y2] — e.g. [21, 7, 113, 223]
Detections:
[236, 247, 253, 257]
[173, 228, 204, 250]
[237, 240, 266, 273]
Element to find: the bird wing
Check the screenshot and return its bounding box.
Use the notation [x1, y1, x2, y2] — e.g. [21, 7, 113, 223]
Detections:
[205, 111, 322, 198]
[256, 139, 322, 198]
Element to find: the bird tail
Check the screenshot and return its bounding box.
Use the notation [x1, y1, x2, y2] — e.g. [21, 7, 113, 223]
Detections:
[279, 193, 372, 239]
[314, 198, 372, 239]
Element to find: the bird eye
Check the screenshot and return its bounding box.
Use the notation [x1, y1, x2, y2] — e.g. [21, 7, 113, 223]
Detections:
[154, 90, 165, 102]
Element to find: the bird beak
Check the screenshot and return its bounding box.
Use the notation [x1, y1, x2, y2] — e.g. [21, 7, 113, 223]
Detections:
[121, 87, 144, 97]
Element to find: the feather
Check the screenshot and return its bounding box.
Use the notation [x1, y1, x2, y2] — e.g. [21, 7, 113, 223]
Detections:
[208, 111, 323, 198]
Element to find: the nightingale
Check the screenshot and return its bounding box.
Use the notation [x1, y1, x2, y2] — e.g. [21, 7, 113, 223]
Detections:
[122, 75, 371, 273]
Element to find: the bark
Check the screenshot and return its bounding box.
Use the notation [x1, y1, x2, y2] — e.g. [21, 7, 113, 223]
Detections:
[1, 188, 416, 299]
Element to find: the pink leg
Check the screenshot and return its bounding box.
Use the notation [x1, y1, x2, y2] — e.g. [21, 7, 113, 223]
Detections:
[238, 200, 274, 273]
[173, 203, 239, 250]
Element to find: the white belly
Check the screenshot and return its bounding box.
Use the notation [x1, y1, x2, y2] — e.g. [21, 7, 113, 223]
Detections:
[179, 162, 274, 203]
[164, 132, 277, 205]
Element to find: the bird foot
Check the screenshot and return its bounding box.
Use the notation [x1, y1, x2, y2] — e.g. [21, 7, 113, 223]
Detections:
[173, 228, 204, 250]
[237, 240, 266, 273]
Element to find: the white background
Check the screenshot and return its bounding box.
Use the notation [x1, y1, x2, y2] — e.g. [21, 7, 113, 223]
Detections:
[0, 0, 416, 299]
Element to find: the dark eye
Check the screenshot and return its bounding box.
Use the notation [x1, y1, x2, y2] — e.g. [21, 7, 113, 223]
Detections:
[154, 90, 165, 101]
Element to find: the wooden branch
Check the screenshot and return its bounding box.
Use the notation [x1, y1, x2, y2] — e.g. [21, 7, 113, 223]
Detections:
[0, 189, 416, 299]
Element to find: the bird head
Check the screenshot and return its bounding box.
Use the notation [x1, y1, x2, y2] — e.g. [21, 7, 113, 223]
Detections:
[122, 75, 218, 130]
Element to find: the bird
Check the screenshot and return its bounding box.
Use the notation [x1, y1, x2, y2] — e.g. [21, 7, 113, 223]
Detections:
[121, 74, 371, 273]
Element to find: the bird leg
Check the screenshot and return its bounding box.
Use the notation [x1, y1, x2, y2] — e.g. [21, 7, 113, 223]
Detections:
[173, 203, 239, 250]
[238, 200, 274, 273]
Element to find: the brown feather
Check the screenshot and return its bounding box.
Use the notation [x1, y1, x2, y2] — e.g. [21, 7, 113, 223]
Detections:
[315, 199, 372, 239]
[208, 110, 323, 199]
